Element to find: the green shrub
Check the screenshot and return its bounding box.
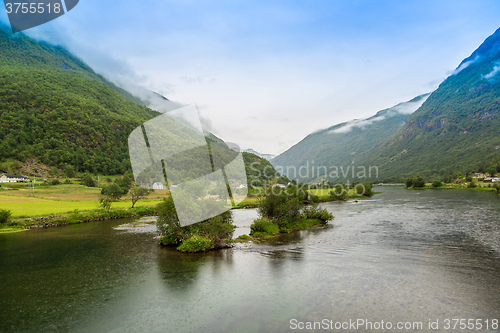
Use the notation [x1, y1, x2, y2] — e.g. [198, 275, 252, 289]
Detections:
[237, 234, 252, 240]
[302, 204, 334, 222]
[467, 181, 477, 188]
[406, 176, 425, 188]
[101, 183, 124, 200]
[355, 183, 373, 196]
[64, 179, 73, 184]
[258, 187, 304, 220]
[250, 217, 279, 236]
[63, 165, 75, 178]
[177, 235, 214, 252]
[0, 209, 12, 224]
[432, 180, 443, 188]
[156, 197, 235, 250]
[50, 179, 61, 185]
[159, 234, 179, 246]
[329, 185, 348, 200]
[82, 175, 96, 187]
[306, 192, 320, 203]
[413, 176, 425, 188]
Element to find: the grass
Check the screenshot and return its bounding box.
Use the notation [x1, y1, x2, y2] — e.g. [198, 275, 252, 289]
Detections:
[243, 218, 328, 241]
[0, 193, 163, 217]
[308, 188, 331, 196]
[235, 197, 260, 208]
[412, 182, 500, 192]
[0, 183, 166, 217]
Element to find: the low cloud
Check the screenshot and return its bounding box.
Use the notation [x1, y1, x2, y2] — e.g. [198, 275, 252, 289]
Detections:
[482, 62, 500, 80]
[452, 56, 480, 75]
[329, 94, 429, 134]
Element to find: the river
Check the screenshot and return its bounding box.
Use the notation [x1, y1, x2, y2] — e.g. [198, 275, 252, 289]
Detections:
[0, 187, 499, 332]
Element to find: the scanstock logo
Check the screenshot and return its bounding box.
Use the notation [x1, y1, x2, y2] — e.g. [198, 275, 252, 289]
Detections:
[128, 105, 248, 227]
[3, 0, 79, 33]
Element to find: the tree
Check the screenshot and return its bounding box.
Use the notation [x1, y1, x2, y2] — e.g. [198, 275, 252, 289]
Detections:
[467, 181, 478, 188]
[355, 182, 373, 196]
[82, 174, 96, 187]
[413, 176, 425, 188]
[156, 197, 234, 249]
[329, 184, 348, 200]
[493, 183, 500, 194]
[64, 165, 75, 178]
[115, 172, 133, 195]
[130, 186, 150, 208]
[0, 209, 12, 224]
[101, 183, 124, 201]
[99, 183, 124, 209]
[258, 186, 304, 222]
[432, 180, 443, 188]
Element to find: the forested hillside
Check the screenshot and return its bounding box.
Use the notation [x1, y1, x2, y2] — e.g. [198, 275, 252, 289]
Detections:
[364, 27, 500, 180]
[273, 27, 500, 183]
[0, 25, 283, 183]
[272, 94, 429, 182]
[0, 24, 159, 174]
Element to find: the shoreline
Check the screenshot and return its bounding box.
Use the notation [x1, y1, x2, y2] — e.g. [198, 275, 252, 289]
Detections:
[1, 206, 157, 233]
[0, 191, 369, 234]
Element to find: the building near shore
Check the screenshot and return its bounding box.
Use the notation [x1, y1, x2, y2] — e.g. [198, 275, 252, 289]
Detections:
[0, 174, 29, 183]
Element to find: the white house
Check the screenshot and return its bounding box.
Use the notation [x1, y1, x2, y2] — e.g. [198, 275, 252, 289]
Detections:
[152, 182, 164, 190]
[0, 174, 29, 183]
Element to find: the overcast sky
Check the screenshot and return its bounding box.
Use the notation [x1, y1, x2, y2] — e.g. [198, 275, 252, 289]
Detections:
[2, 0, 500, 155]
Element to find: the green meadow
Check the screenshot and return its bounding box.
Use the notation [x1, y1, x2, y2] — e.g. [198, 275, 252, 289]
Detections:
[0, 183, 166, 217]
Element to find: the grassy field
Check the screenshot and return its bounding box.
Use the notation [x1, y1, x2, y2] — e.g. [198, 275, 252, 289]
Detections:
[0, 183, 166, 217]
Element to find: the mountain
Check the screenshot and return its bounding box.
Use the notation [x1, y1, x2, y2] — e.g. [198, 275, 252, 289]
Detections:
[364, 27, 500, 181]
[273, 27, 500, 183]
[272, 94, 430, 182]
[243, 149, 276, 161]
[0, 24, 159, 175]
[0, 25, 282, 184]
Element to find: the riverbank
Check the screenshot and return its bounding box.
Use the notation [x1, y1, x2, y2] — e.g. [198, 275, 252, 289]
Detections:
[235, 218, 328, 242]
[234, 189, 368, 209]
[0, 206, 157, 233]
[0, 184, 368, 233]
[404, 183, 500, 193]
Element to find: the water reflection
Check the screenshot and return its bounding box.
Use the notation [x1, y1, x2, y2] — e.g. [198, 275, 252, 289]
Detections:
[1, 187, 500, 332]
[156, 247, 235, 293]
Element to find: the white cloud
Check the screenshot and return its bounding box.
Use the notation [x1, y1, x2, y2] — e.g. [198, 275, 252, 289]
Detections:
[329, 94, 429, 134]
[452, 56, 480, 75]
[483, 63, 500, 80]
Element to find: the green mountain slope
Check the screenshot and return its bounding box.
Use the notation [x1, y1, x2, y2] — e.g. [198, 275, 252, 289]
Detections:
[0, 25, 281, 183]
[0, 24, 159, 174]
[272, 94, 429, 182]
[365, 27, 500, 180]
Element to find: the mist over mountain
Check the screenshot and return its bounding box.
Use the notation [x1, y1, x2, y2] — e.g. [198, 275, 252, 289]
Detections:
[243, 149, 276, 161]
[273, 27, 500, 183]
[272, 94, 430, 182]
[0, 24, 159, 174]
[364, 27, 500, 181]
[0, 25, 280, 182]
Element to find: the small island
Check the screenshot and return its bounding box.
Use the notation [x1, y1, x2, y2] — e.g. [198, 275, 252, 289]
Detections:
[157, 184, 352, 252]
[243, 185, 334, 240]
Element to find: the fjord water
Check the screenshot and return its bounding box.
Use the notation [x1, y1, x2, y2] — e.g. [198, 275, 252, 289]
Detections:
[1, 187, 499, 332]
